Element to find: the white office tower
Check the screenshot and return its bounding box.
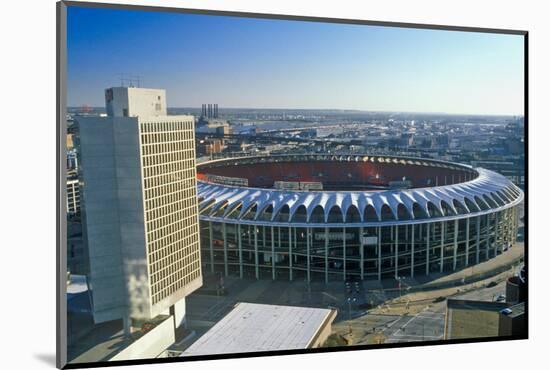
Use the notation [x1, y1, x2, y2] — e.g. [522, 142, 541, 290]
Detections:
[77, 87, 202, 335]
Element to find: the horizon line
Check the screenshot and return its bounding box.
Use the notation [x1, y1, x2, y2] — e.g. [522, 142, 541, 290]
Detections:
[67, 105, 524, 117]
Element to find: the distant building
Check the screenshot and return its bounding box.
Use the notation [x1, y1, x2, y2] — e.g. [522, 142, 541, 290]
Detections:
[299, 128, 316, 138]
[67, 133, 76, 149]
[471, 159, 525, 189]
[396, 132, 414, 145]
[76, 87, 202, 337]
[449, 138, 461, 149]
[417, 136, 434, 149]
[67, 221, 87, 275]
[387, 134, 413, 148]
[240, 126, 257, 136]
[206, 139, 223, 155]
[196, 139, 224, 156]
[201, 103, 219, 119]
[67, 149, 78, 171]
[215, 124, 232, 136]
[504, 138, 523, 155]
[197, 118, 229, 130]
[316, 126, 344, 138]
[226, 141, 246, 153]
[66, 177, 80, 215]
[436, 134, 450, 148]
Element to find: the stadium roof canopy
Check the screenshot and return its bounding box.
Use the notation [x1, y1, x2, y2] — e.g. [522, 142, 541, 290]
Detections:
[196, 154, 523, 227]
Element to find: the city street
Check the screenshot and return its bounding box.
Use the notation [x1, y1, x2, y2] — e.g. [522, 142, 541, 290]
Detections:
[383, 308, 446, 343]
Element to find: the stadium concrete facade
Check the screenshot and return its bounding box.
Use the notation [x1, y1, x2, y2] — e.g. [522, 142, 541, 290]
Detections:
[196, 154, 523, 282]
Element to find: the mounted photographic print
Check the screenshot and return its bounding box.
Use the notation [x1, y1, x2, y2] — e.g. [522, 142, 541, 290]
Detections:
[57, 1, 527, 368]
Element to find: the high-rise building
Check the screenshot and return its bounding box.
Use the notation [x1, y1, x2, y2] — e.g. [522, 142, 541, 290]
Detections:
[76, 87, 202, 334]
[67, 149, 79, 171]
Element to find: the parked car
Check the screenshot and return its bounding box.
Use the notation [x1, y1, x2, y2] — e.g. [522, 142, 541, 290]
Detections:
[500, 308, 513, 315]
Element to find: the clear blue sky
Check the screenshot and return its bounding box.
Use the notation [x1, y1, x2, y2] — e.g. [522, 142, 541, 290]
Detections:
[67, 6, 524, 115]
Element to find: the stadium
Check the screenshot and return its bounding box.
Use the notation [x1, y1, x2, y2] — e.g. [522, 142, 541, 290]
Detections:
[196, 154, 523, 282]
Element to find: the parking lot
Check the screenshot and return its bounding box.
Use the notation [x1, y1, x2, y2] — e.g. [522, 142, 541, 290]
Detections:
[383, 308, 446, 343]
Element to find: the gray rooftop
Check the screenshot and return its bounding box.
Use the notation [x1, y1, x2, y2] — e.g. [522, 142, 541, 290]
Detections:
[182, 303, 334, 356]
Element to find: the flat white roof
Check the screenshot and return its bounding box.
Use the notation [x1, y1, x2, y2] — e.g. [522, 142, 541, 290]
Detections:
[182, 303, 334, 356]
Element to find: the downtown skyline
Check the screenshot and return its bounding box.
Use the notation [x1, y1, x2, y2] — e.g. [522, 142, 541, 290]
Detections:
[67, 6, 525, 115]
